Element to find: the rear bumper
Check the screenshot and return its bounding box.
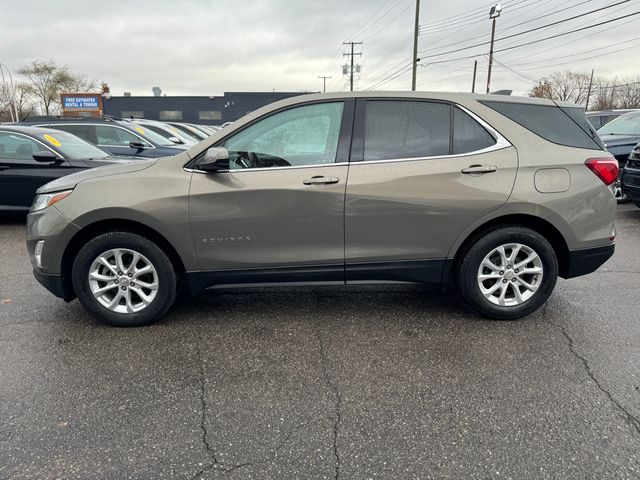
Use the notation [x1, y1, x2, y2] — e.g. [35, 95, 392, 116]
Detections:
[563, 244, 614, 279]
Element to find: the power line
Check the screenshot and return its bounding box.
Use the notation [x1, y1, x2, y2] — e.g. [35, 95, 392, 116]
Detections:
[418, 0, 633, 59]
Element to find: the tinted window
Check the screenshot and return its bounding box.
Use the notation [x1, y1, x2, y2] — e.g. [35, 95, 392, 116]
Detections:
[453, 107, 496, 154]
[481, 101, 602, 150]
[224, 102, 344, 169]
[364, 101, 450, 161]
[49, 124, 95, 143]
[0, 132, 43, 160]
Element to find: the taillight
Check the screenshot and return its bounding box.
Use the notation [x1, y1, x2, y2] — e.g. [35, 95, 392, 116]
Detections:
[585, 158, 619, 186]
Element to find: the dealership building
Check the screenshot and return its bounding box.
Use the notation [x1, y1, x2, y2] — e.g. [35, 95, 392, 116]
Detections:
[99, 91, 310, 125]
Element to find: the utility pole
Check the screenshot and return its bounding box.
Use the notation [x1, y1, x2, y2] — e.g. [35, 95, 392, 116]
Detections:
[411, 0, 421, 91]
[472, 60, 478, 93]
[585, 68, 595, 110]
[486, 4, 502, 94]
[343, 42, 362, 92]
[317, 76, 331, 93]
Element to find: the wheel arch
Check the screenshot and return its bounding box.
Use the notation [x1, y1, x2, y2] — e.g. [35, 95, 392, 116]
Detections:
[449, 213, 571, 280]
[60, 218, 187, 300]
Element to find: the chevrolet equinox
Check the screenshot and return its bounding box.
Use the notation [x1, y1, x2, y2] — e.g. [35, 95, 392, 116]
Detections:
[26, 92, 617, 326]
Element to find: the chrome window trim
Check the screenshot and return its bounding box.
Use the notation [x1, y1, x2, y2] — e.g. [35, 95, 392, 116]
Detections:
[0, 130, 65, 160]
[357, 103, 511, 166]
[185, 161, 349, 174]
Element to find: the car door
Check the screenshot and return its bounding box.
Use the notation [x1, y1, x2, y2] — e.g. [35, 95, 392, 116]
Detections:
[188, 100, 353, 284]
[0, 131, 75, 211]
[94, 125, 155, 157]
[344, 98, 518, 283]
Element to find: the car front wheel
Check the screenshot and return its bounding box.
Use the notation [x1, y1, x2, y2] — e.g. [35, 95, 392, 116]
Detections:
[72, 232, 177, 326]
[456, 226, 558, 320]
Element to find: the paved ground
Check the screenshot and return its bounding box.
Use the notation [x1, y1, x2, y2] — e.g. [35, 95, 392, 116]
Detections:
[0, 206, 639, 480]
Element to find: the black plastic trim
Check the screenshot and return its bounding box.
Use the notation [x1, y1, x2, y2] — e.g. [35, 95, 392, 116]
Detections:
[346, 259, 446, 284]
[33, 270, 68, 299]
[563, 244, 615, 279]
[187, 258, 448, 292]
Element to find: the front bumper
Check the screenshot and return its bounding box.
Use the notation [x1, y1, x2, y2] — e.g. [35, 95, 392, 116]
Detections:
[563, 244, 615, 279]
[33, 270, 67, 299]
[26, 205, 79, 300]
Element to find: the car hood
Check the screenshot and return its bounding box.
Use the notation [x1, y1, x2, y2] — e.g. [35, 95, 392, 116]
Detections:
[37, 158, 157, 194]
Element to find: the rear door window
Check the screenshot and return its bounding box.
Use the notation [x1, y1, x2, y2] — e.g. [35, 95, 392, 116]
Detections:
[363, 101, 450, 161]
[453, 107, 496, 154]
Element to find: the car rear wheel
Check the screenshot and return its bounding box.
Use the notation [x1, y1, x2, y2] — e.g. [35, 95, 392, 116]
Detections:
[456, 226, 558, 320]
[72, 232, 177, 326]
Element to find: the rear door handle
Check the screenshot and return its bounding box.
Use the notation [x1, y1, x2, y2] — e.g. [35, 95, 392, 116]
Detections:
[303, 176, 339, 185]
[461, 165, 497, 174]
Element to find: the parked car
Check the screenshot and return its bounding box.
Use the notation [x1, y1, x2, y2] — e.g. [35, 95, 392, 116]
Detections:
[192, 124, 218, 135]
[586, 109, 637, 130]
[127, 119, 200, 146]
[621, 143, 640, 208]
[0, 125, 133, 213]
[20, 117, 187, 158]
[26, 92, 616, 327]
[597, 111, 640, 203]
[164, 122, 210, 141]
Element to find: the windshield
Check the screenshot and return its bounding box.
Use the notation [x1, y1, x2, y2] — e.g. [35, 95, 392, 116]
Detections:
[38, 130, 109, 160]
[597, 112, 640, 135]
[128, 122, 176, 146]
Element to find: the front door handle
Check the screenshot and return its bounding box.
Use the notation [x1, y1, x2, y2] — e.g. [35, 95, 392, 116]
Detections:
[461, 164, 497, 174]
[303, 176, 339, 185]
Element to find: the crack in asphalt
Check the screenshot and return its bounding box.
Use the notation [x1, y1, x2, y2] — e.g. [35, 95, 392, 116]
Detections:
[544, 302, 640, 437]
[191, 337, 325, 479]
[316, 323, 342, 480]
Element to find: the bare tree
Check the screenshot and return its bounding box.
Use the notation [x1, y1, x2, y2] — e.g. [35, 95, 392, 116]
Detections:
[529, 71, 592, 105]
[17, 60, 96, 115]
[615, 76, 640, 109]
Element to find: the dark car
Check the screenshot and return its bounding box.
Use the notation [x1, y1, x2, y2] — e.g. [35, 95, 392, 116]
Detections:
[622, 143, 640, 208]
[586, 109, 637, 130]
[0, 125, 135, 212]
[597, 111, 640, 202]
[20, 116, 187, 159]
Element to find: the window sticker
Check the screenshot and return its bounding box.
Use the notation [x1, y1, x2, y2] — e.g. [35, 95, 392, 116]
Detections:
[134, 126, 145, 135]
[43, 134, 62, 147]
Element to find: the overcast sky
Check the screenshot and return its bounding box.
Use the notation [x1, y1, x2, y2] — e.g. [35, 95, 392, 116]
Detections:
[0, 0, 638, 97]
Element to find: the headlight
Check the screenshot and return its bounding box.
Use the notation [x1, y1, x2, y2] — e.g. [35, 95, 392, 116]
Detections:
[31, 190, 73, 212]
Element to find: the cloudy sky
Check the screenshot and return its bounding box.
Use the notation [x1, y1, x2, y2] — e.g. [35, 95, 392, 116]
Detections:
[0, 0, 638, 97]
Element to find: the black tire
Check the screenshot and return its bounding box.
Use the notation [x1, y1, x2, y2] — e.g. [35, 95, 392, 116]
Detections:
[72, 231, 177, 327]
[456, 226, 558, 320]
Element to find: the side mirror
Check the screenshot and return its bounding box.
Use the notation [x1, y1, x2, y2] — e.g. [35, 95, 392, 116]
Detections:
[197, 147, 230, 172]
[168, 136, 184, 145]
[33, 151, 62, 163]
[129, 141, 148, 150]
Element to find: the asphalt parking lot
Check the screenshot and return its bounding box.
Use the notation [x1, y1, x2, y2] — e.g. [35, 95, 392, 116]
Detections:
[1, 206, 639, 480]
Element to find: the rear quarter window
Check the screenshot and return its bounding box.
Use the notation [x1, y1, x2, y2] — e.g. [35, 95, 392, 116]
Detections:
[481, 101, 603, 150]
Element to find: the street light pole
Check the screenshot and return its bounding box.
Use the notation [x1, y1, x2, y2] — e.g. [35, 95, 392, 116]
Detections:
[486, 4, 502, 94]
[411, 0, 421, 91]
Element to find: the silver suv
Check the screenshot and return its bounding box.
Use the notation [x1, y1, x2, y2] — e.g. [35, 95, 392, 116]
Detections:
[26, 92, 618, 326]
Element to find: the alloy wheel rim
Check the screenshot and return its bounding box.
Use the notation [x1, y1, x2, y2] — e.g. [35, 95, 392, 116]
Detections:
[88, 248, 159, 313]
[477, 243, 544, 307]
